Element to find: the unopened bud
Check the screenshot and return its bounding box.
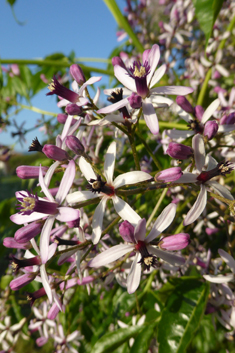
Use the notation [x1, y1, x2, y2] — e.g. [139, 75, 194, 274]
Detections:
[159, 233, 190, 251]
[14, 222, 43, 243]
[65, 104, 83, 116]
[155, 167, 182, 183]
[194, 105, 204, 121]
[204, 120, 218, 140]
[16, 165, 48, 179]
[166, 142, 193, 160]
[128, 93, 142, 109]
[57, 113, 77, 126]
[176, 96, 194, 114]
[10, 273, 37, 291]
[65, 135, 85, 155]
[220, 112, 235, 125]
[70, 64, 86, 85]
[42, 145, 69, 161]
[3, 237, 31, 249]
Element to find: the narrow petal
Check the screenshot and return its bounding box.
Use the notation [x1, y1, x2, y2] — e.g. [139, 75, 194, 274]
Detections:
[114, 65, 136, 92]
[66, 190, 98, 204]
[55, 160, 75, 204]
[79, 156, 96, 182]
[92, 198, 107, 244]
[44, 161, 60, 188]
[218, 249, 235, 274]
[183, 185, 207, 226]
[165, 129, 194, 140]
[89, 244, 133, 267]
[40, 216, 55, 264]
[142, 98, 159, 135]
[150, 247, 185, 266]
[203, 274, 234, 283]
[209, 180, 234, 201]
[79, 76, 102, 95]
[113, 171, 152, 189]
[127, 253, 142, 294]
[151, 86, 193, 95]
[39, 166, 54, 202]
[10, 212, 47, 225]
[146, 203, 177, 243]
[97, 97, 130, 114]
[134, 219, 146, 241]
[201, 99, 220, 124]
[56, 207, 80, 222]
[146, 44, 160, 85]
[112, 195, 141, 225]
[104, 141, 116, 184]
[193, 134, 205, 172]
[176, 172, 197, 183]
[61, 115, 73, 142]
[149, 64, 166, 88]
[40, 264, 53, 303]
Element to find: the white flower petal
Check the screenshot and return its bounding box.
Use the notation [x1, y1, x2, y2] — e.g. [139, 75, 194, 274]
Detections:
[79, 156, 96, 182]
[40, 264, 53, 303]
[104, 141, 116, 184]
[142, 98, 159, 135]
[92, 198, 107, 244]
[150, 247, 185, 266]
[201, 99, 220, 124]
[218, 249, 235, 273]
[39, 166, 54, 202]
[113, 171, 151, 189]
[127, 253, 142, 294]
[55, 160, 75, 204]
[56, 207, 80, 222]
[134, 218, 146, 241]
[209, 180, 234, 201]
[89, 244, 133, 267]
[146, 44, 160, 86]
[10, 212, 47, 225]
[151, 86, 193, 96]
[40, 216, 55, 264]
[215, 64, 230, 77]
[146, 203, 177, 243]
[150, 64, 166, 88]
[114, 65, 136, 92]
[176, 172, 198, 183]
[183, 185, 207, 226]
[203, 274, 234, 283]
[97, 97, 130, 114]
[112, 195, 141, 225]
[165, 129, 194, 140]
[67, 190, 98, 204]
[193, 134, 205, 172]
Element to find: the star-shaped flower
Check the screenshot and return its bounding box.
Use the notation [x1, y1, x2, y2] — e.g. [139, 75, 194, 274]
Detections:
[66, 141, 152, 244]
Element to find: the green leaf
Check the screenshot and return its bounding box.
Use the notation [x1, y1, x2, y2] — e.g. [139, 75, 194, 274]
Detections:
[130, 322, 157, 353]
[157, 277, 210, 353]
[193, 0, 225, 46]
[6, 0, 16, 6]
[103, 0, 144, 53]
[91, 326, 144, 353]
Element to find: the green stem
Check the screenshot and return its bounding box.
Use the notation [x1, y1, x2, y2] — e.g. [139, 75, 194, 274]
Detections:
[197, 68, 212, 106]
[136, 131, 161, 170]
[146, 188, 168, 228]
[116, 182, 184, 197]
[19, 104, 57, 117]
[218, 15, 235, 50]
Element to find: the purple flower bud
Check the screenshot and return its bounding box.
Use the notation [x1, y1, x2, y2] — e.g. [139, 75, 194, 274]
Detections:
[67, 214, 80, 228]
[220, 112, 235, 125]
[65, 135, 85, 155]
[155, 167, 182, 183]
[166, 142, 193, 160]
[112, 57, 126, 69]
[10, 255, 41, 272]
[3, 237, 31, 249]
[127, 93, 142, 109]
[10, 273, 37, 291]
[57, 113, 77, 126]
[47, 303, 60, 320]
[203, 120, 218, 140]
[26, 287, 46, 306]
[36, 337, 48, 347]
[176, 96, 194, 114]
[194, 105, 204, 121]
[205, 227, 219, 235]
[65, 103, 83, 116]
[42, 144, 69, 161]
[16, 165, 48, 179]
[119, 221, 135, 243]
[14, 222, 43, 243]
[159, 233, 190, 251]
[70, 64, 86, 85]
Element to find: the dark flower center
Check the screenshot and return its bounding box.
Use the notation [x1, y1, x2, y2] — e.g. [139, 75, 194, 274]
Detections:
[197, 161, 234, 183]
[86, 175, 115, 196]
[187, 119, 203, 134]
[135, 241, 159, 271]
[108, 89, 131, 119]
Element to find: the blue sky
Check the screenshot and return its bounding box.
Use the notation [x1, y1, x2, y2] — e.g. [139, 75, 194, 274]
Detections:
[1, 0, 125, 152]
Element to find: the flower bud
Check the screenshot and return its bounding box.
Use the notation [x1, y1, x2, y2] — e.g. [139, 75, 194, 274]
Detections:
[57, 113, 77, 126]
[65, 103, 83, 116]
[16, 165, 48, 179]
[70, 64, 86, 85]
[166, 142, 193, 160]
[65, 135, 85, 155]
[3, 237, 31, 249]
[155, 167, 182, 183]
[194, 105, 204, 121]
[220, 112, 235, 125]
[42, 144, 69, 161]
[159, 233, 190, 251]
[67, 214, 80, 228]
[204, 120, 218, 140]
[14, 222, 43, 243]
[176, 96, 194, 114]
[10, 273, 37, 291]
[119, 220, 135, 243]
[128, 93, 142, 109]
[205, 227, 219, 235]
